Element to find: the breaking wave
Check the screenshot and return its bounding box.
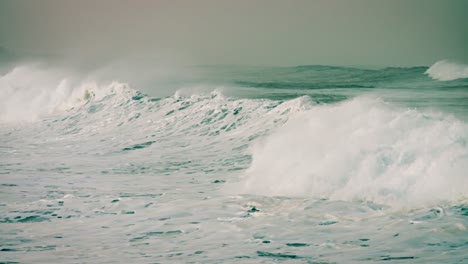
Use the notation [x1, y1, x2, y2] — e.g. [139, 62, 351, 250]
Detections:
[425, 60, 468, 81]
[233, 97, 468, 208]
[0, 65, 136, 122]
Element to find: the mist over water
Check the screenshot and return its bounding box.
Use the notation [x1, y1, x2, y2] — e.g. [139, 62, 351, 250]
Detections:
[1, 60, 468, 262]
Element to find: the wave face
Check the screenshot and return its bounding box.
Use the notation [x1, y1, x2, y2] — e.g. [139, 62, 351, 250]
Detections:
[426, 60, 468, 81]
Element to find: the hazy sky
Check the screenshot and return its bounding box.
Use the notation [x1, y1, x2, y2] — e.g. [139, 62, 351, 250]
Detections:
[0, 0, 466, 67]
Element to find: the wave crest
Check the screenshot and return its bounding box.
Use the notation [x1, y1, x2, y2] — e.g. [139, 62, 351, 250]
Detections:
[425, 60, 468, 81]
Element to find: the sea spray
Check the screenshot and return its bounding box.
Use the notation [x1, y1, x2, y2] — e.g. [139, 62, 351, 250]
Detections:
[0, 64, 155, 122]
[0, 65, 94, 122]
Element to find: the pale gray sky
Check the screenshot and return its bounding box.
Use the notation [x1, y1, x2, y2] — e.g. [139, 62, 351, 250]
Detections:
[0, 0, 466, 67]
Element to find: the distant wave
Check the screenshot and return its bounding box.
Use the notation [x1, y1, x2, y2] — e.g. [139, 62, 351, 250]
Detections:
[425, 60, 468, 81]
[235, 81, 374, 89]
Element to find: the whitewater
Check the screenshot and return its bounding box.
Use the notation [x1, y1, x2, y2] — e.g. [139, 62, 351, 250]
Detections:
[1, 61, 468, 263]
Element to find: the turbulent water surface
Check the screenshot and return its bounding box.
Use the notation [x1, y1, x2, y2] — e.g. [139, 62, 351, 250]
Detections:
[1, 61, 468, 263]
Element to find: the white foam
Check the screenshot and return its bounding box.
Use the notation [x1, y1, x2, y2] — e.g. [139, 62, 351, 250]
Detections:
[234, 97, 468, 208]
[425, 60, 468, 81]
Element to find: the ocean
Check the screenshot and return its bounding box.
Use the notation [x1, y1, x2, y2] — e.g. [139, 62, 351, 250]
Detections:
[1, 60, 467, 263]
